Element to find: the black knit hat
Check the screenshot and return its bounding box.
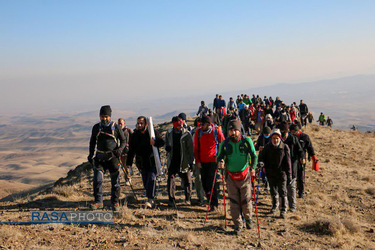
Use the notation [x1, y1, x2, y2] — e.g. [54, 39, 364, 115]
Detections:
[178, 113, 187, 121]
[228, 120, 242, 131]
[100, 105, 112, 116]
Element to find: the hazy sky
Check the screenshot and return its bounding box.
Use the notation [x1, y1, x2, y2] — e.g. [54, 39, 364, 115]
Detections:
[1, 1, 375, 114]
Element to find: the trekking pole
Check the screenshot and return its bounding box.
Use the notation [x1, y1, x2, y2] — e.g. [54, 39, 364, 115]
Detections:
[251, 175, 261, 247]
[121, 165, 139, 202]
[204, 168, 218, 225]
[221, 169, 227, 229]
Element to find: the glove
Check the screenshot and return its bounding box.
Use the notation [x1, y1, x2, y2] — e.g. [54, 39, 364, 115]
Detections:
[87, 154, 94, 164]
[113, 149, 122, 158]
[312, 155, 319, 171]
[165, 145, 172, 152]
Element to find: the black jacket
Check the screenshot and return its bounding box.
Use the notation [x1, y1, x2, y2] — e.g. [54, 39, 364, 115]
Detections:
[255, 134, 271, 151]
[126, 128, 165, 171]
[259, 141, 292, 179]
[89, 122, 125, 157]
[283, 134, 303, 178]
[297, 132, 315, 159]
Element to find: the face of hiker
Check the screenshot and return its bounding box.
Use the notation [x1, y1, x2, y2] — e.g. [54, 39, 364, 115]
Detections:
[118, 119, 125, 129]
[100, 115, 111, 126]
[271, 134, 281, 146]
[280, 130, 288, 138]
[136, 118, 147, 132]
[228, 128, 240, 139]
[291, 129, 299, 137]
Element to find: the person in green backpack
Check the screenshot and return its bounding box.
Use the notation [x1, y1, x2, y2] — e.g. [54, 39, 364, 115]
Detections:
[217, 119, 257, 235]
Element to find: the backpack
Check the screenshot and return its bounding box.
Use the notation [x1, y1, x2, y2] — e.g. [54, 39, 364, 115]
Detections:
[197, 125, 219, 160]
[96, 121, 117, 144]
[220, 135, 252, 163]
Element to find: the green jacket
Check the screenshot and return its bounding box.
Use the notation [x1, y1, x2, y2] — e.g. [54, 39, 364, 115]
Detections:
[217, 136, 258, 173]
[165, 128, 194, 173]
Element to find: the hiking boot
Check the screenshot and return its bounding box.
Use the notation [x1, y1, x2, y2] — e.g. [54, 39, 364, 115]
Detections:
[209, 205, 218, 212]
[245, 219, 253, 229]
[234, 227, 242, 236]
[298, 193, 304, 199]
[167, 199, 176, 208]
[112, 202, 120, 212]
[269, 207, 278, 214]
[90, 202, 103, 210]
[280, 212, 286, 219]
[289, 208, 296, 213]
[145, 199, 154, 209]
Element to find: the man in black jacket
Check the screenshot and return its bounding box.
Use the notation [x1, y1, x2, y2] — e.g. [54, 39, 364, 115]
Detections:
[278, 122, 303, 212]
[299, 100, 309, 126]
[88, 105, 126, 211]
[258, 128, 292, 219]
[290, 124, 318, 198]
[126, 116, 165, 208]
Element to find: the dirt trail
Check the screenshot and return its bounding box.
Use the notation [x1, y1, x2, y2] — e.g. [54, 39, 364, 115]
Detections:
[1, 124, 375, 249]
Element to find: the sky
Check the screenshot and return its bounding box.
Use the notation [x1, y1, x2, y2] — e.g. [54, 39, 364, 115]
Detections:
[1, 1, 375, 115]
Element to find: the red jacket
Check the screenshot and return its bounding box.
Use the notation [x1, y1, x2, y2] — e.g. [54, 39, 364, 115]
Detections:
[194, 124, 225, 164]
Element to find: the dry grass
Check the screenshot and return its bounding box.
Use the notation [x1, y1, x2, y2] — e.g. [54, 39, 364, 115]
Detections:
[52, 185, 76, 198]
[0, 226, 23, 243]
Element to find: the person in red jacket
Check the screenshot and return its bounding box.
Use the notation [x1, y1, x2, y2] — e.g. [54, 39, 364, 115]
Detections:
[194, 115, 225, 211]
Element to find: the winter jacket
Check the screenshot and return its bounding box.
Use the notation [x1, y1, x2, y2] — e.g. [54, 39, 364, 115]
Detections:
[255, 134, 271, 151]
[89, 122, 126, 157]
[259, 141, 292, 180]
[126, 128, 165, 171]
[282, 134, 303, 179]
[165, 128, 194, 173]
[296, 132, 315, 159]
[299, 103, 309, 115]
[217, 136, 257, 173]
[196, 105, 208, 117]
[194, 124, 225, 164]
[227, 101, 237, 110]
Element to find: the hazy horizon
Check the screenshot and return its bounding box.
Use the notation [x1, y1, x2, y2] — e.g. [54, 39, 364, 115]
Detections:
[1, 1, 375, 115]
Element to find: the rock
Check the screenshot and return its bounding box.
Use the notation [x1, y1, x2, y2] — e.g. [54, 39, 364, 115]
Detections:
[368, 228, 374, 233]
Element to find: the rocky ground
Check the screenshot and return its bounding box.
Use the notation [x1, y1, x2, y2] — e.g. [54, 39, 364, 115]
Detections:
[0, 123, 375, 249]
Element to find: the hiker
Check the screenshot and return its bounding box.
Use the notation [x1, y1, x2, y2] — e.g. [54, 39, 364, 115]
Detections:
[299, 100, 309, 126]
[258, 128, 292, 219]
[243, 107, 254, 136]
[290, 124, 318, 198]
[88, 105, 126, 211]
[307, 112, 314, 124]
[178, 112, 192, 132]
[278, 122, 303, 212]
[191, 117, 205, 204]
[222, 108, 237, 138]
[213, 94, 219, 113]
[351, 125, 357, 131]
[217, 95, 226, 120]
[255, 126, 272, 191]
[196, 101, 208, 117]
[194, 115, 225, 211]
[217, 119, 257, 235]
[253, 105, 265, 134]
[238, 98, 247, 122]
[289, 106, 297, 123]
[165, 116, 194, 206]
[118, 118, 133, 186]
[126, 116, 165, 208]
[318, 112, 326, 126]
[326, 117, 333, 127]
[208, 109, 221, 127]
[227, 97, 237, 112]
[264, 114, 275, 130]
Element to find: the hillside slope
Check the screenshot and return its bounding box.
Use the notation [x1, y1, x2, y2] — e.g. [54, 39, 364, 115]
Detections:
[0, 123, 374, 249]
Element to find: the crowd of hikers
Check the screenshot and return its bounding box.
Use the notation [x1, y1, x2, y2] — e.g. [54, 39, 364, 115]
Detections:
[88, 95, 321, 235]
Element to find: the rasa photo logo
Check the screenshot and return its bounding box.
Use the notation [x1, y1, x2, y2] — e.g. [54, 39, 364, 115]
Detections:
[31, 211, 113, 224]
